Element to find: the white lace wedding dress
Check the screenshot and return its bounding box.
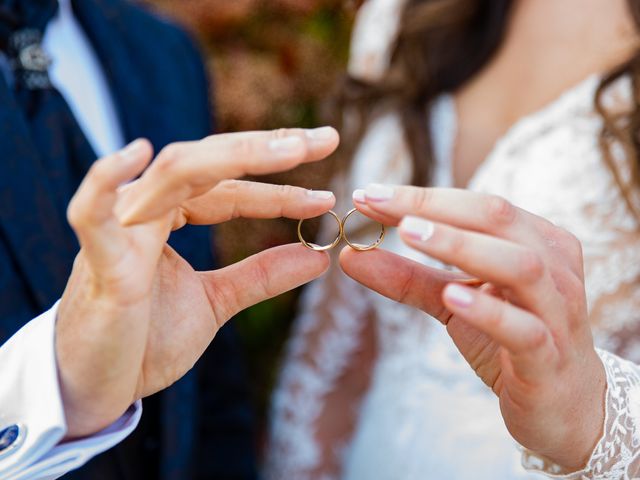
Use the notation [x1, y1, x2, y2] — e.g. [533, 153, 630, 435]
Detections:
[264, 1, 640, 479]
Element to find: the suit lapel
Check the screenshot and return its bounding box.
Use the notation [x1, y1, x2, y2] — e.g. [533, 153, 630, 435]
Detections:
[0, 0, 163, 311]
[0, 76, 79, 310]
[72, 0, 173, 148]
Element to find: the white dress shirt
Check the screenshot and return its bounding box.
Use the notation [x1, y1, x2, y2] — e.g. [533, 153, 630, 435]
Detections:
[0, 1, 142, 478]
[0, 305, 142, 480]
[45, 0, 125, 156]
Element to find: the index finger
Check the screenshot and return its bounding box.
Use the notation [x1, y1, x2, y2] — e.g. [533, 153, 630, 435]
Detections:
[119, 127, 339, 225]
[67, 139, 154, 267]
[339, 247, 474, 323]
[172, 180, 336, 229]
[355, 185, 585, 279]
[356, 185, 552, 244]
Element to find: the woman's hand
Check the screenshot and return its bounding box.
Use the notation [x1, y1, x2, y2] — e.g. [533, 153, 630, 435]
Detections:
[56, 128, 339, 438]
[341, 185, 606, 471]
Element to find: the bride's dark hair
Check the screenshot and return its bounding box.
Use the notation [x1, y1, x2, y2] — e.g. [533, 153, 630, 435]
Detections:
[332, 0, 640, 218]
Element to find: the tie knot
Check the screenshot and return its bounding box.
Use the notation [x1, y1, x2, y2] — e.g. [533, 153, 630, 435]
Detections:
[8, 28, 52, 89]
[0, 0, 58, 89]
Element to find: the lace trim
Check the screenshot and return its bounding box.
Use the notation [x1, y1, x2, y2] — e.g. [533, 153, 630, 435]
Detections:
[522, 348, 640, 479]
[264, 271, 371, 479]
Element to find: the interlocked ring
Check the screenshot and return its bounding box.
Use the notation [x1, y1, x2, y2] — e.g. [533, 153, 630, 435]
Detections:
[298, 209, 386, 252]
[342, 208, 386, 251]
[298, 210, 343, 252]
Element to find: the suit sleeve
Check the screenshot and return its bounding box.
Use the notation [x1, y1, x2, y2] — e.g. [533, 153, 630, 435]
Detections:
[0, 303, 142, 480]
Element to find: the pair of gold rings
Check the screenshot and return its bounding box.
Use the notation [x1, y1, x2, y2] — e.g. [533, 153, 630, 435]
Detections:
[298, 208, 386, 252]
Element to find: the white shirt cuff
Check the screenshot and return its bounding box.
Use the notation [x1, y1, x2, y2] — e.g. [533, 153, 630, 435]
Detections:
[0, 302, 142, 480]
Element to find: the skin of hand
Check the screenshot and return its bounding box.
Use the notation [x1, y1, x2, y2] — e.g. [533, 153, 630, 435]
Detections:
[341, 184, 606, 472]
[56, 127, 339, 439]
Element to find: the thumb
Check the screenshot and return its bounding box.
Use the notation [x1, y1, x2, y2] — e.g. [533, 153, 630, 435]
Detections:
[200, 244, 330, 325]
[339, 247, 468, 323]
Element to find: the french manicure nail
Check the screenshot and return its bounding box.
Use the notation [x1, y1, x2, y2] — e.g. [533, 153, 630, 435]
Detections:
[305, 127, 335, 141]
[121, 139, 145, 162]
[307, 190, 334, 200]
[365, 184, 395, 201]
[269, 136, 304, 153]
[352, 189, 366, 203]
[400, 216, 434, 242]
[445, 284, 474, 308]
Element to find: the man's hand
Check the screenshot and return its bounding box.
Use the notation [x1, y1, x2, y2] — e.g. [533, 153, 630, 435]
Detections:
[341, 185, 605, 472]
[56, 128, 339, 438]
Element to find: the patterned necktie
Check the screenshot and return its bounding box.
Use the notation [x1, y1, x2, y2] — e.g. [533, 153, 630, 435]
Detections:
[0, 0, 98, 214]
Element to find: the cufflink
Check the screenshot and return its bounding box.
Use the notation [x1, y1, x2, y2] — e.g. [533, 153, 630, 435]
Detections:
[0, 424, 26, 459]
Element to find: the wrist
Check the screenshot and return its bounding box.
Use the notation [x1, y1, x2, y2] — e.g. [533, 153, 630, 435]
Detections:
[546, 350, 607, 471]
[56, 258, 149, 439]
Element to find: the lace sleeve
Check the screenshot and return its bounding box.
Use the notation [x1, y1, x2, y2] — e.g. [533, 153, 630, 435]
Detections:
[521, 348, 640, 479]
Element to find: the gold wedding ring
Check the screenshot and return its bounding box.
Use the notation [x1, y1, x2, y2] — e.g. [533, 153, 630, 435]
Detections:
[298, 209, 386, 252]
[342, 208, 386, 251]
[458, 277, 485, 287]
[297, 210, 343, 252]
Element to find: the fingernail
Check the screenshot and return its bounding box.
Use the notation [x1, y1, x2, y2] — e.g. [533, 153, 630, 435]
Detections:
[445, 284, 474, 308]
[307, 190, 334, 200]
[305, 127, 335, 141]
[400, 215, 434, 242]
[352, 189, 366, 203]
[365, 183, 395, 201]
[269, 136, 304, 153]
[120, 139, 146, 162]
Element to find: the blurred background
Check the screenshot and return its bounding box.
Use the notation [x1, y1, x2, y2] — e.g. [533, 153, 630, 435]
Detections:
[140, 0, 358, 442]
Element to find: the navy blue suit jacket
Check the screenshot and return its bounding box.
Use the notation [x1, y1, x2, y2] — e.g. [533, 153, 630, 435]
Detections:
[0, 0, 257, 478]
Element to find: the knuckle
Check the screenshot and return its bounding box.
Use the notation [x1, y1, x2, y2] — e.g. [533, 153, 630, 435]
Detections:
[411, 187, 432, 213]
[66, 197, 84, 229]
[208, 282, 239, 326]
[525, 323, 549, 351]
[444, 231, 465, 257]
[548, 226, 584, 277]
[397, 263, 418, 305]
[273, 128, 296, 140]
[485, 195, 516, 226]
[270, 129, 308, 161]
[518, 249, 545, 283]
[276, 183, 296, 199]
[219, 179, 239, 192]
[564, 230, 582, 253]
[298, 138, 310, 158]
[561, 229, 584, 264]
[486, 299, 505, 330]
[252, 257, 277, 299]
[552, 270, 588, 328]
[563, 270, 586, 298]
[87, 159, 111, 186]
[230, 135, 255, 159]
[156, 143, 184, 171]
